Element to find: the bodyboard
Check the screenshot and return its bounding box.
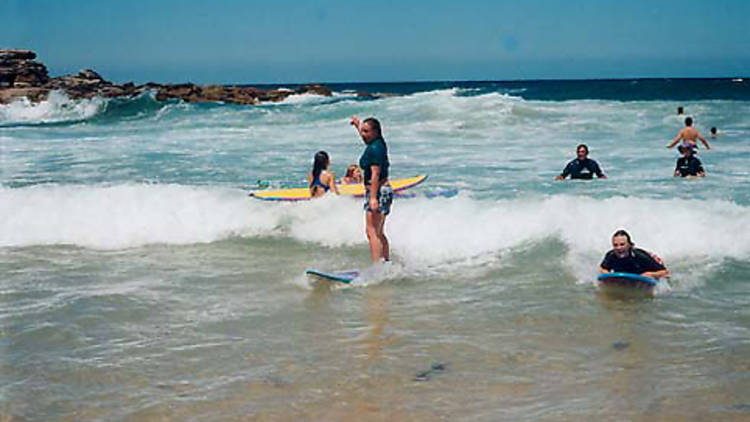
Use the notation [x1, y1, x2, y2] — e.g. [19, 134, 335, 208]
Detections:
[597, 272, 658, 289]
[305, 269, 360, 284]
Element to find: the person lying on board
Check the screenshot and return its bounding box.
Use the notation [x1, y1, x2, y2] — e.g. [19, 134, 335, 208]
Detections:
[555, 144, 607, 180]
[674, 144, 706, 178]
[308, 151, 340, 197]
[599, 229, 669, 279]
[340, 164, 364, 184]
[666, 117, 711, 152]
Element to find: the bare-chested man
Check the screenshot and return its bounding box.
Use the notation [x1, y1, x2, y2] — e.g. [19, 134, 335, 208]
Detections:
[666, 117, 711, 151]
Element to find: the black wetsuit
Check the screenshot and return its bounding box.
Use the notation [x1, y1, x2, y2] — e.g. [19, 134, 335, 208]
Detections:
[600, 248, 665, 274]
[560, 158, 604, 180]
[675, 156, 704, 177]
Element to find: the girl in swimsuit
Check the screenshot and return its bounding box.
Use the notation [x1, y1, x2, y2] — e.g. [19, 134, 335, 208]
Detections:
[308, 151, 339, 197]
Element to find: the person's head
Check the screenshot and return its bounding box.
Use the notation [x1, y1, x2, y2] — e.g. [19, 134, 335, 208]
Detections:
[310, 151, 330, 185]
[710, 126, 717, 135]
[685, 117, 693, 127]
[611, 229, 634, 258]
[345, 164, 362, 180]
[678, 144, 694, 156]
[677, 106, 684, 115]
[576, 144, 589, 160]
[359, 117, 382, 143]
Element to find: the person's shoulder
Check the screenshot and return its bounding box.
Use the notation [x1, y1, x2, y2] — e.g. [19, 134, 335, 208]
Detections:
[371, 138, 388, 155]
[633, 248, 658, 260]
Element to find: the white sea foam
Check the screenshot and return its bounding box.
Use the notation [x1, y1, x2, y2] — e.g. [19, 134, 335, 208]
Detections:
[0, 91, 106, 125]
[2, 186, 748, 270]
[0, 184, 279, 249]
[279, 92, 332, 104]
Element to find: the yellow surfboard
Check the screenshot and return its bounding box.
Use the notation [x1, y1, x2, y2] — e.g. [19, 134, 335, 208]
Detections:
[250, 175, 428, 201]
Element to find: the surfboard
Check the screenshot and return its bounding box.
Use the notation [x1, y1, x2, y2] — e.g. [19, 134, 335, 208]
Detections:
[250, 175, 427, 201]
[305, 269, 360, 284]
[597, 272, 658, 289]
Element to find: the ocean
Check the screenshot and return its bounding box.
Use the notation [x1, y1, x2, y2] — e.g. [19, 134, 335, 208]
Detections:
[1, 78, 749, 421]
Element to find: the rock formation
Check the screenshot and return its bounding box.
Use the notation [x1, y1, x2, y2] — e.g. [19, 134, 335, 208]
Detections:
[0, 49, 339, 105]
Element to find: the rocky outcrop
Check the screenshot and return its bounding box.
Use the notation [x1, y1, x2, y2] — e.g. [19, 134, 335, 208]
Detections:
[0, 49, 348, 105]
[0, 50, 49, 88]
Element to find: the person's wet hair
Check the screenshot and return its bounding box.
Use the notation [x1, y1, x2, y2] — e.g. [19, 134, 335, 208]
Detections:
[577, 144, 589, 154]
[685, 117, 693, 126]
[710, 127, 717, 134]
[310, 151, 329, 189]
[363, 117, 382, 138]
[612, 229, 633, 246]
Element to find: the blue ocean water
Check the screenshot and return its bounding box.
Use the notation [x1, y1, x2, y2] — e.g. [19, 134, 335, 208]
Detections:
[2, 78, 750, 421]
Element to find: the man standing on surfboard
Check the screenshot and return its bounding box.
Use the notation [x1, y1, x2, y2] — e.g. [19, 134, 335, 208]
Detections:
[350, 116, 393, 263]
[599, 230, 669, 279]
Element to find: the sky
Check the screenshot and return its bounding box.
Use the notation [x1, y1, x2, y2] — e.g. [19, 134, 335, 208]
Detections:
[1, 0, 749, 84]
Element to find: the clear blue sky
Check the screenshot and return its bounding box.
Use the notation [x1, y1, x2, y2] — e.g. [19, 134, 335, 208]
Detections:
[2, 0, 748, 84]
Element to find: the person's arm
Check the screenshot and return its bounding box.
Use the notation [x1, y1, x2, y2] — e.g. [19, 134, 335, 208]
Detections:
[350, 115, 361, 133]
[594, 161, 607, 179]
[639, 251, 669, 279]
[696, 161, 706, 177]
[556, 162, 571, 180]
[666, 132, 682, 148]
[369, 165, 380, 212]
[599, 253, 612, 273]
[327, 172, 340, 194]
[642, 269, 669, 279]
[698, 133, 711, 150]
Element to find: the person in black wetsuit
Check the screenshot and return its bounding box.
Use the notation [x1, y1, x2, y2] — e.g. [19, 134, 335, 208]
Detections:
[674, 144, 706, 178]
[556, 144, 607, 180]
[307, 151, 340, 197]
[599, 229, 669, 279]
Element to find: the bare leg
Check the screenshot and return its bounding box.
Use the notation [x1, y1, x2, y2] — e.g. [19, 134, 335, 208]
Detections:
[377, 214, 389, 261]
[366, 211, 386, 262]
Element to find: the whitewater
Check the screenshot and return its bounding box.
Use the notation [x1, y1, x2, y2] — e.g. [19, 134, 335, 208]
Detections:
[2, 80, 750, 421]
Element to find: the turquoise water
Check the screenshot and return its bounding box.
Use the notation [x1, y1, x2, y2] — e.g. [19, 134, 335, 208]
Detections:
[2, 80, 750, 421]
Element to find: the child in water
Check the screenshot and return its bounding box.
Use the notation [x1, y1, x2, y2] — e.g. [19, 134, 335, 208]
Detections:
[340, 164, 364, 184]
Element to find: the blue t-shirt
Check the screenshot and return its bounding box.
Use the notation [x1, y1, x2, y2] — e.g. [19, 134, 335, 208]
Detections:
[359, 137, 389, 184]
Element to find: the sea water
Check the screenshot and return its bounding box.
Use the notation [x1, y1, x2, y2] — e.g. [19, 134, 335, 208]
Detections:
[1, 79, 750, 421]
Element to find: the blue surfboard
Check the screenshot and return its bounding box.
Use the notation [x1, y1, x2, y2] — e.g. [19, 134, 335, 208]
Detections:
[597, 272, 658, 289]
[305, 269, 360, 284]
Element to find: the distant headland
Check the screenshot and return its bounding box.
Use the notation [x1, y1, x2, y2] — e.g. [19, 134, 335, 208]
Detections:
[0, 49, 349, 105]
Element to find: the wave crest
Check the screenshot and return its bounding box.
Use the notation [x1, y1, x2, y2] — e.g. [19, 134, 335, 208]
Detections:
[2, 186, 748, 271]
[0, 91, 106, 126]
